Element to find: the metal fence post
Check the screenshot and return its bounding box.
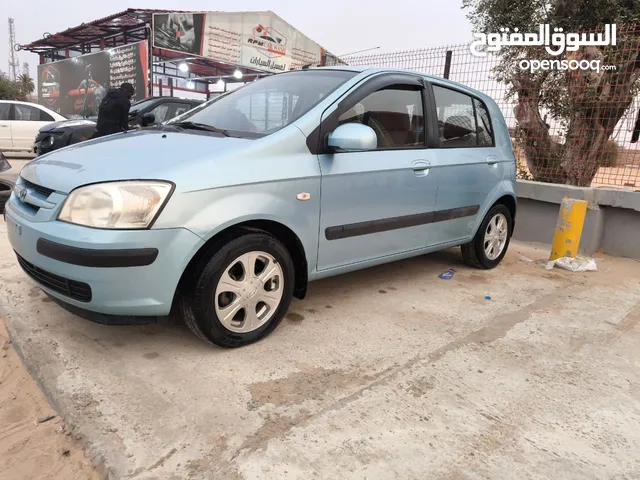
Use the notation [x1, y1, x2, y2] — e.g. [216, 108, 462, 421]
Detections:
[443, 50, 452, 79]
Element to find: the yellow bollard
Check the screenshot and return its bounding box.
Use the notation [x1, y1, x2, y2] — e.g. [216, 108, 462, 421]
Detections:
[550, 197, 588, 260]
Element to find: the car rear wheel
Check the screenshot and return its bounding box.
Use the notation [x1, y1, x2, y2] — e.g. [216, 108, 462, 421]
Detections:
[461, 204, 512, 269]
[179, 232, 295, 347]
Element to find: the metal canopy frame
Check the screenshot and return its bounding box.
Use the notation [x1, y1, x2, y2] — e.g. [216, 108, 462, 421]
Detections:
[20, 8, 268, 94]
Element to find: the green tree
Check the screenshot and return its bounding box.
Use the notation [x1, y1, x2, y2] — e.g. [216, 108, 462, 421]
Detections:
[462, 0, 640, 186]
[0, 73, 22, 100]
[18, 73, 35, 96]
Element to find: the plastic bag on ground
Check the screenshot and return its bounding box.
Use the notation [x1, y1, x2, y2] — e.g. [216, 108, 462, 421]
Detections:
[545, 256, 597, 272]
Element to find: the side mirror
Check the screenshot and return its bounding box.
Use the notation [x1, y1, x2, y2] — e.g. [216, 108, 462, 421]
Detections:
[327, 123, 377, 152]
[140, 112, 156, 127]
[0, 152, 10, 173]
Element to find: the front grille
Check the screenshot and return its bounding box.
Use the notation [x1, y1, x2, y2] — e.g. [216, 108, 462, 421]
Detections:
[21, 179, 55, 198]
[16, 253, 92, 302]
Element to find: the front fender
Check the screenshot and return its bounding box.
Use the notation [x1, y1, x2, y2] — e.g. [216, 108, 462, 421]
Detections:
[153, 180, 321, 274]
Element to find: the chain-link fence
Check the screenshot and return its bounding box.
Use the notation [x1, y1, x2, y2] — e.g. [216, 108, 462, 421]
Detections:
[338, 25, 640, 189]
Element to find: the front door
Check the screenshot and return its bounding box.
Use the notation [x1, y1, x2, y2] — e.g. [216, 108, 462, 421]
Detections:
[428, 84, 504, 246]
[316, 74, 439, 271]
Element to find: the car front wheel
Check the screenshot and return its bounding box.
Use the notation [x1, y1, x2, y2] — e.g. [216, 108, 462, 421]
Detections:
[461, 204, 512, 269]
[179, 232, 295, 347]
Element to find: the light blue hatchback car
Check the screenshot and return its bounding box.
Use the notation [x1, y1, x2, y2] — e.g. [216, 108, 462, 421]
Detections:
[5, 67, 516, 347]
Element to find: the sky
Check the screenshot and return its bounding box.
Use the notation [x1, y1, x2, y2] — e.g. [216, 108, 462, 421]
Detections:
[1, 0, 474, 79]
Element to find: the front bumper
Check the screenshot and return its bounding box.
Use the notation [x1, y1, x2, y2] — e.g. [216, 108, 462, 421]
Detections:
[34, 132, 69, 156]
[5, 197, 204, 316]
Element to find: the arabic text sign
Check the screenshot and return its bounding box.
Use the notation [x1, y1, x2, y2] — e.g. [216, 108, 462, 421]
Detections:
[153, 11, 323, 73]
[470, 24, 616, 57]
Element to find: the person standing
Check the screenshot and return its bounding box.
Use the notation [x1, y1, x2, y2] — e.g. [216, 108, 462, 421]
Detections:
[93, 82, 135, 138]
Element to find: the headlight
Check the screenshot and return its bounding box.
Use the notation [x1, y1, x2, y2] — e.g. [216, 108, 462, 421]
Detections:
[58, 181, 173, 229]
[41, 135, 56, 147]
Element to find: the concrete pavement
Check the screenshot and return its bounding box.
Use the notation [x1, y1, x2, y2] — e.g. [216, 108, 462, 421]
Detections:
[1, 219, 640, 479]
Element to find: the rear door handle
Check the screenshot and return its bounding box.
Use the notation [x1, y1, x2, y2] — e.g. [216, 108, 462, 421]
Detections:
[411, 160, 430, 176]
[486, 155, 499, 165]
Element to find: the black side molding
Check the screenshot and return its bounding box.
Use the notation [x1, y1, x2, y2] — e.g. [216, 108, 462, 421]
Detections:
[325, 205, 480, 240]
[37, 238, 158, 268]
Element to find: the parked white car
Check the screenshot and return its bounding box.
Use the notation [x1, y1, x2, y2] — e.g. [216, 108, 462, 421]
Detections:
[0, 101, 66, 153]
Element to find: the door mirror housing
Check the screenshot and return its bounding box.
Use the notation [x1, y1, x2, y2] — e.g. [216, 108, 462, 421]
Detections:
[0, 152, 10, 173]
[327, 124, 377, 152]
[140, 112, 156, 127]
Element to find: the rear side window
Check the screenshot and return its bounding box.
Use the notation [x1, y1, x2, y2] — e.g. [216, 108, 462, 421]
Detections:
[432, 85, 493, 148]
[14, 104, 54, 122]
[474, 98, 493, 147]
[0, 103, 10, 120]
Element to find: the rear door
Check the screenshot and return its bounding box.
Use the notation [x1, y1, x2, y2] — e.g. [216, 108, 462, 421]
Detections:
[316, 73, 439, 271]
[0, 103, 12, 149]
[428, 84, 504, 246]
[11, 104, 56, 151]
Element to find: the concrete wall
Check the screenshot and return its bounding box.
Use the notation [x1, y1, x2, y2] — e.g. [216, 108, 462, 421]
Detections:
[514, 180, 640, 259]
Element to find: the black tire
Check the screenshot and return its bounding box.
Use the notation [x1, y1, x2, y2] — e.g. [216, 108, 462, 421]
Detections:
[461, 204, 513, 269]
[0, 180, 14, 215]
[179, 232, 295, 348]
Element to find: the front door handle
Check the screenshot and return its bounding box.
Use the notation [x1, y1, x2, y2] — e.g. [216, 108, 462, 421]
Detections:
[411, 160, 430, 176]
[486, 155, 499, 165]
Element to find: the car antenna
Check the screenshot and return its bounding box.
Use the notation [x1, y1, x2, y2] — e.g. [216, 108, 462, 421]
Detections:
[301, 63, 315, 70]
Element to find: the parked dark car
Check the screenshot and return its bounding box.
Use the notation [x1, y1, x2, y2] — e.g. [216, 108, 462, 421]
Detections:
[33, 97, 202, 155]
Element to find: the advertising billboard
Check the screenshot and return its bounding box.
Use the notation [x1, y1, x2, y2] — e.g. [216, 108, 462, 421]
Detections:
[152, 11, 329, 73]
[37, 41, 148, 117]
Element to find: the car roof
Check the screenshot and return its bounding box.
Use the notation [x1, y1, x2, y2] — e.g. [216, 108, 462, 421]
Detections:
[0, 99, 64, 115]
[0, 100, 47, 107]
[302, 66, 495, 104]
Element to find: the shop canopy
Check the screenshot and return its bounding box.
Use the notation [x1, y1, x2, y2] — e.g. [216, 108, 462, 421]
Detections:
[20, 8, 341, 90]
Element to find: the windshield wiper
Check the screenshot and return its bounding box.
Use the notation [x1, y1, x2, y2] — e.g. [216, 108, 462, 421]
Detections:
[171, 121, 230, 137]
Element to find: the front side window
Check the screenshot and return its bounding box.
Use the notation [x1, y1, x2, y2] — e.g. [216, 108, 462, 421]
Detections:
[129, 98, 158, 117]
[338, 86, 425, 149]
[149, 103, 171, 124]
[172, 104, 192, 118]
[432, 85, 493, 148]
[175, 70, 356, 138]
[14, 104, 54, 122]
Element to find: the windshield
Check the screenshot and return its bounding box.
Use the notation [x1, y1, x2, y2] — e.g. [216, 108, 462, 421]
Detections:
[174, 70, 356, 138]
[167, 93, 230, 125]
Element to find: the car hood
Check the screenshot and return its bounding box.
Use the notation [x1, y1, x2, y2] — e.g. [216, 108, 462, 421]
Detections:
[21, 129, 253, 194]
[39, 118, 97, 133]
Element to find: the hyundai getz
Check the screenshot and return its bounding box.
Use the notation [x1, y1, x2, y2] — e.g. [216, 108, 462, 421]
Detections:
[5, 67, 516, 347]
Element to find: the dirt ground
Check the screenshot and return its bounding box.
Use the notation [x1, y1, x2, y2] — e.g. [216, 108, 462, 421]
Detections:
[0, 315, 98, 479]
[2, 215, 640, 479]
